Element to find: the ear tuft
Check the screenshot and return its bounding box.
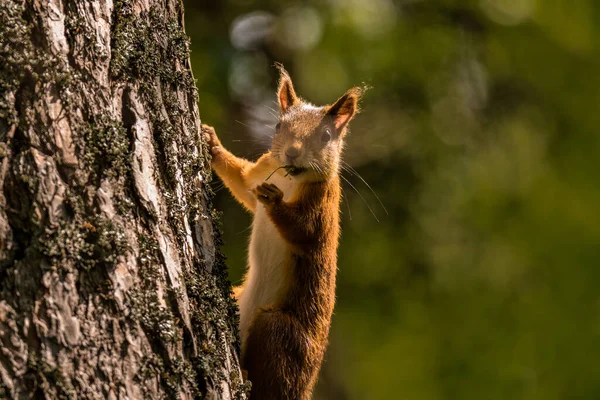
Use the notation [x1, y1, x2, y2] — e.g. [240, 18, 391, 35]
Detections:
[327, 85, 368, 132]
[275, 63, 299, 113]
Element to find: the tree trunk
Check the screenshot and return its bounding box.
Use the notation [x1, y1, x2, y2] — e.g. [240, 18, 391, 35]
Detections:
[0, 0, 246, 398]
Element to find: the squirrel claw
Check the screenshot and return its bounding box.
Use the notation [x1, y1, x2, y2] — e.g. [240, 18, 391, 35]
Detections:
[253, 183, 283, 205]
[201, 124, 221, 156]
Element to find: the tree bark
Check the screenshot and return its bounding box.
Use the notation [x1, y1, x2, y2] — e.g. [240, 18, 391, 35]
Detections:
[0, 0, 246, 398]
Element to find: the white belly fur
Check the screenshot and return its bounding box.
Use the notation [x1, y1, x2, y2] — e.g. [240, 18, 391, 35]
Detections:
[238, 171, 299, 343]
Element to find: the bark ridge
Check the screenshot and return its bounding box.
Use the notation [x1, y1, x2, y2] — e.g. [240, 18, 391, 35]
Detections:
[0, 0, 246, 398]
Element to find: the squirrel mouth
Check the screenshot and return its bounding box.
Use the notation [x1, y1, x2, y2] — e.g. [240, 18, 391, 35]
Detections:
[285, 166, 306, 176]
[265, 165, 307, 181]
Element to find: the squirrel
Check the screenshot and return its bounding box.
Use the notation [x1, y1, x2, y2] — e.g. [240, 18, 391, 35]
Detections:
[202, 64, 363, 399]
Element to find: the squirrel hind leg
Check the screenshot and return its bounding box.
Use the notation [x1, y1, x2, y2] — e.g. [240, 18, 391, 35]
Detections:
[242, 308, 315, 400]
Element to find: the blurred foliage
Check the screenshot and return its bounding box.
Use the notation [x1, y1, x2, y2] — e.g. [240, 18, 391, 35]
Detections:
[183, 0, 600, 398]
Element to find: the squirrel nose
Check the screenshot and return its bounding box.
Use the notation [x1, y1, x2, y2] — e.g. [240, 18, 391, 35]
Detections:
[285, 146, 301, 161]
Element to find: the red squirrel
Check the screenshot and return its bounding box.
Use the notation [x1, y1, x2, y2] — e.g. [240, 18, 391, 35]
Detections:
[203, 64, 363, 399]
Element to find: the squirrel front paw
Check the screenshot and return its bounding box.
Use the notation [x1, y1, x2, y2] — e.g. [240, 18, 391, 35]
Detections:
[253, 183, 283, 206]
[201, 124, 222, 157]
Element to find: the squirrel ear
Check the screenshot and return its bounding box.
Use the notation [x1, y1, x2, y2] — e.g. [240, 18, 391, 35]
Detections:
[275, 63, 299, 113]
[327, 87, 364, 132]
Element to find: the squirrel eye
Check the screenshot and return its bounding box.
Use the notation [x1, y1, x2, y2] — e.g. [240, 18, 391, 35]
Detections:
[275, 122, 281, 133]
[322, 128, 332, 143]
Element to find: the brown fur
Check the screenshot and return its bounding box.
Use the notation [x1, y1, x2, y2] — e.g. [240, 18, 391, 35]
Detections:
[244, 180, 339, 400]
[202, 65, 362, 399]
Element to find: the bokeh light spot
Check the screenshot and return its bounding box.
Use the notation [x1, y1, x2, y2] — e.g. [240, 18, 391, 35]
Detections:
[230, 11, 274, 50]
[273, 6, 323, 51]
[480, 0, 536, 26]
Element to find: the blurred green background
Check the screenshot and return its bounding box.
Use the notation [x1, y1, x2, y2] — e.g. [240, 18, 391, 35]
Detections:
[183, 1, 600, 399]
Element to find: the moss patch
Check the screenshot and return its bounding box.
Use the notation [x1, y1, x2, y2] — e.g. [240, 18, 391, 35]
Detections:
[1, 0, 243, 397]
[27, 353, 77, 399]
[129, 233, 180, 344]
[82, 115, 130, 182]
[109, 0, 244, 396]
[0, 0, 73, 125]
[38, 208, 127, 272]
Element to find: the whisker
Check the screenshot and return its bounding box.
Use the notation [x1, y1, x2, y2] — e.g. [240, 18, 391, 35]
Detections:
[342, 161, 388, 215]
[235, 224, 253, 235]
[340, 186, 352, 221]
[339, 174, 379, 223]
[211, 181, 226, 193]
[234, 119, 252, 128]
[311, 161, 325, 179]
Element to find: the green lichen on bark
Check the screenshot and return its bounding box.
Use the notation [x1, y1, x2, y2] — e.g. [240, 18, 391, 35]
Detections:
[0, 4, 131, 384]
[38, 209, 128, 272]
[27, 354, 77, 399]
[111, 0, 205, 226]
[137, 353, 201, 399]
[0, 1, 48, 123]
[109, 0, 244, 396]
[1, 0, 244, 397]
[129, 233, 180, 344]
[0, 1, 74, 126]
[82, 115, 130, 182]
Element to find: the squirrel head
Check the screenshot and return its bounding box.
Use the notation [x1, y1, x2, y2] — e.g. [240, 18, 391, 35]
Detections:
[270, 64, 364, 182]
